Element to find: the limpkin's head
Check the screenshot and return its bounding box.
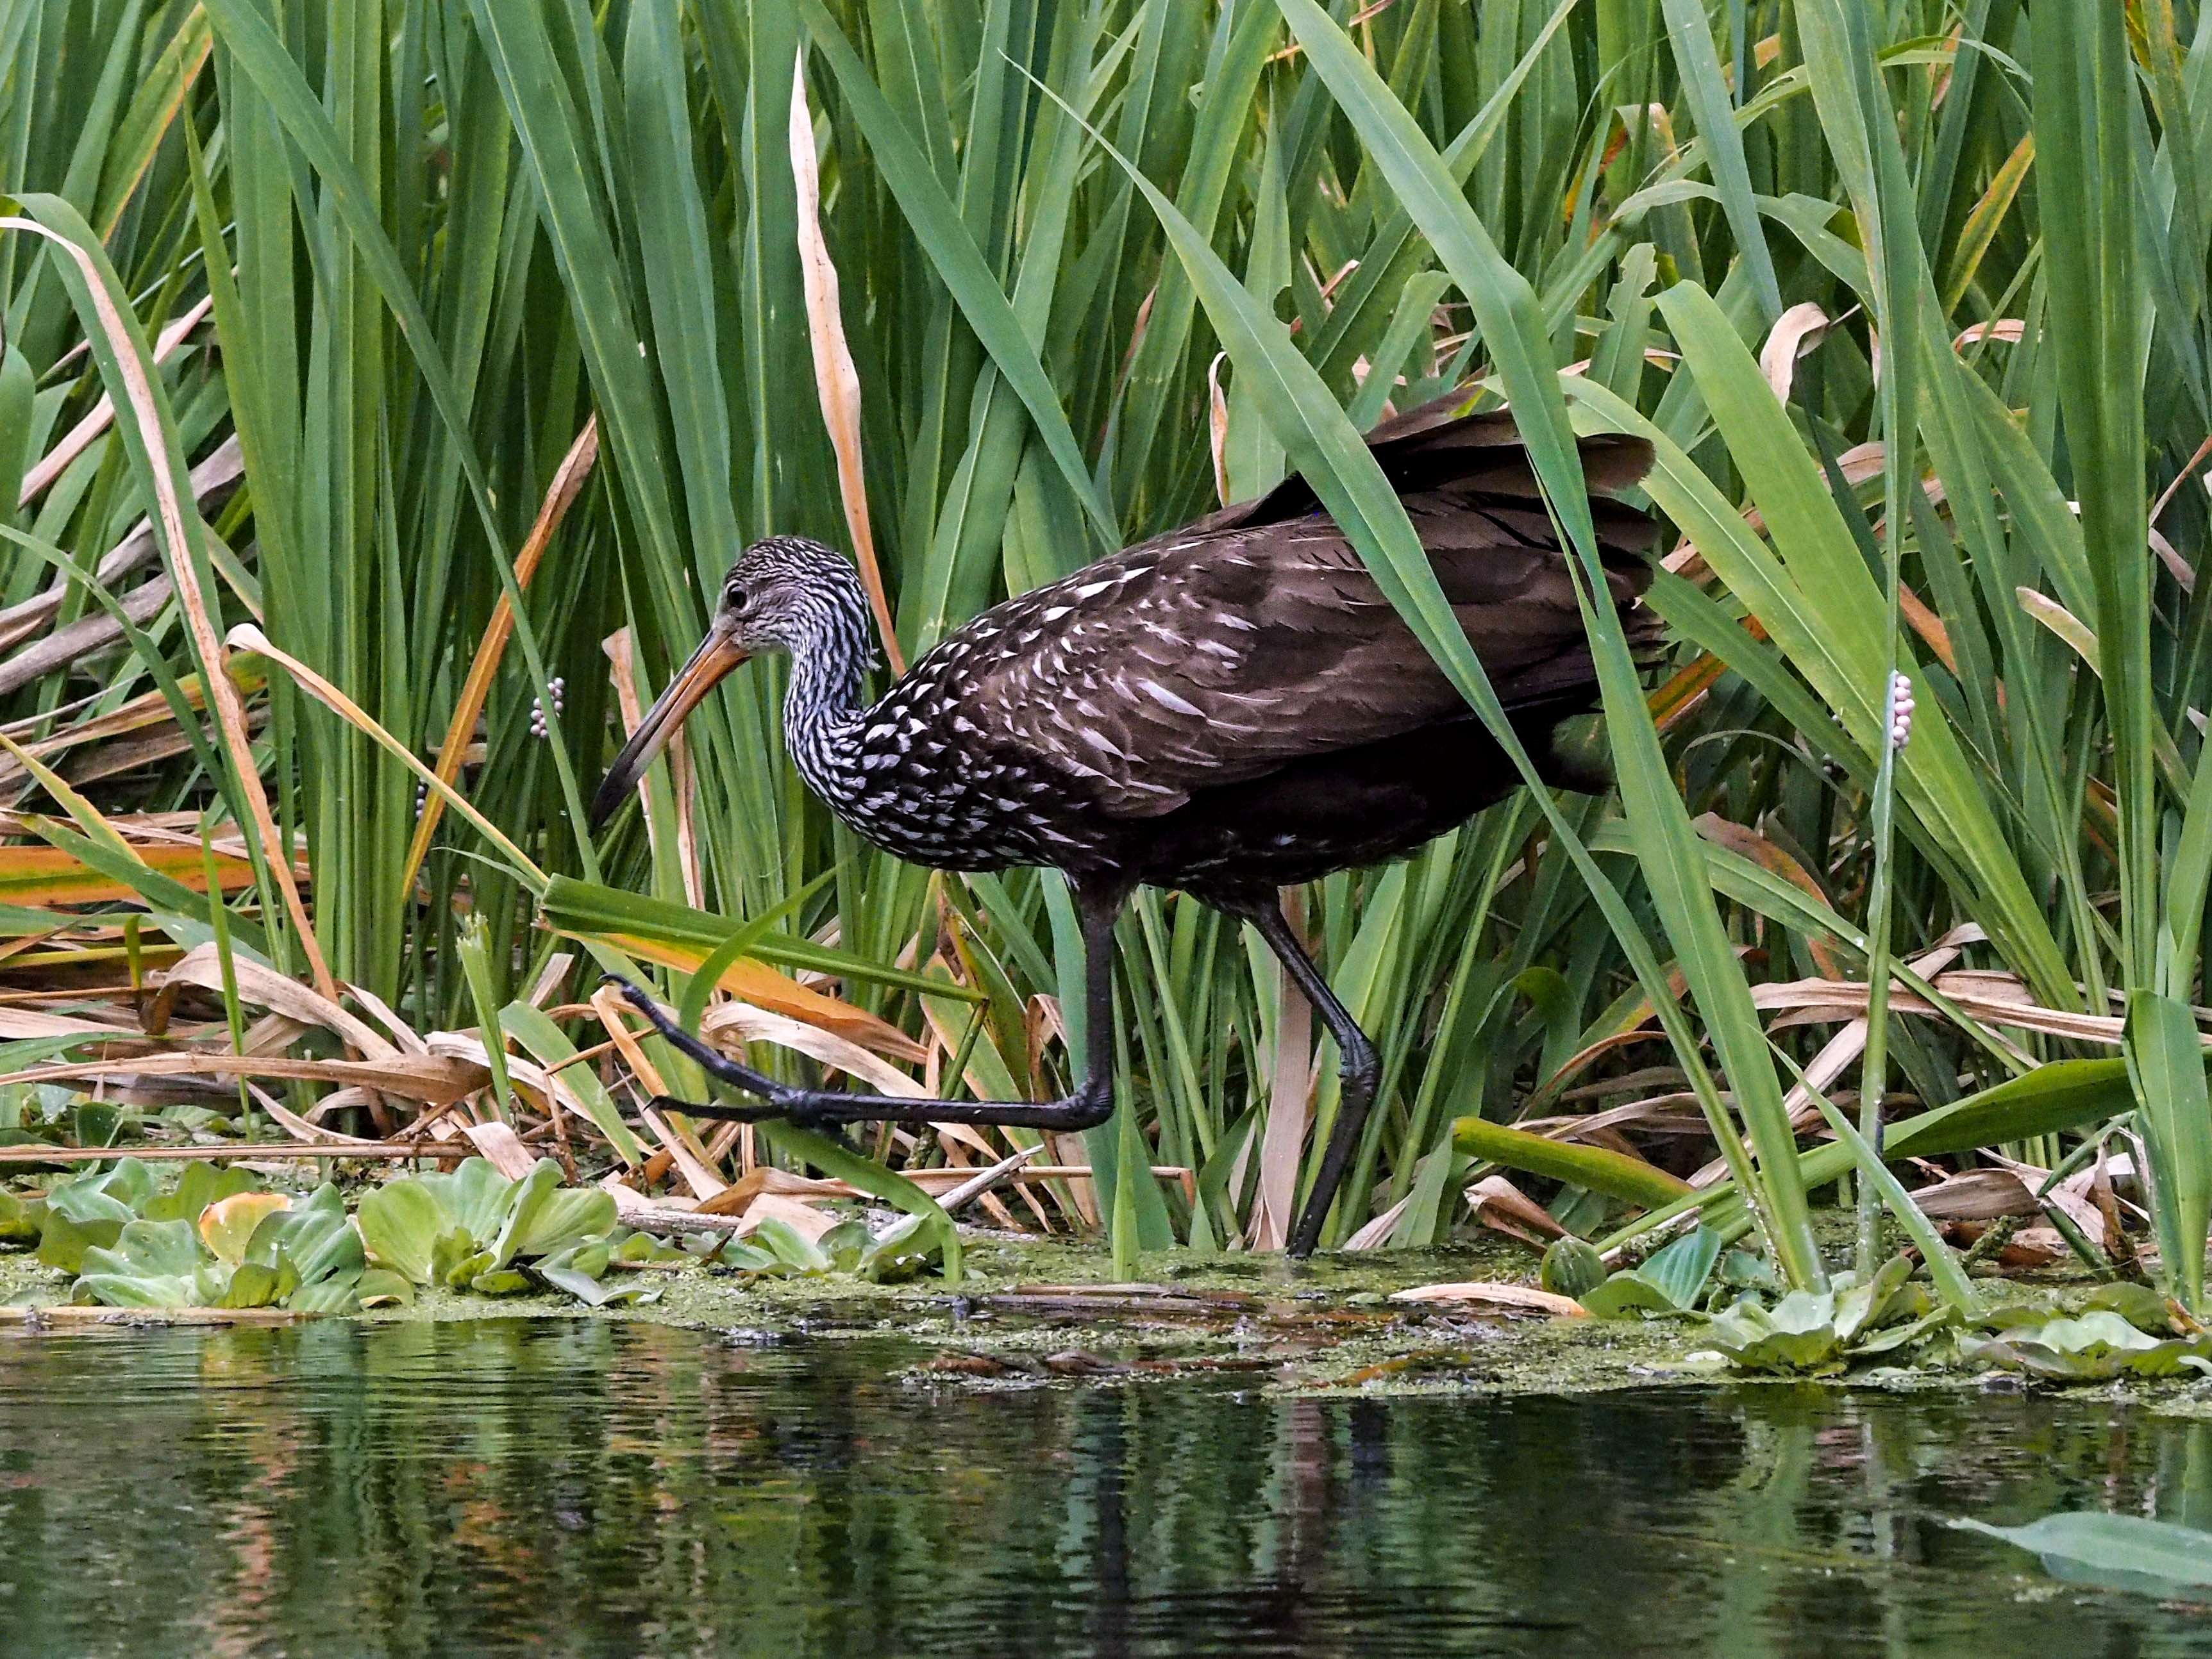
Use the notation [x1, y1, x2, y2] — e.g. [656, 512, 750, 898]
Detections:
[589, 537, 867, 828]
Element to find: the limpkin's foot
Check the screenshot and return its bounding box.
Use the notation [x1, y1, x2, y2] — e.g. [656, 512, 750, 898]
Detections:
[605, 977, 1118, 1131]
[1287, 1033, 1379, 1259]
[605, 976, 821, 1121]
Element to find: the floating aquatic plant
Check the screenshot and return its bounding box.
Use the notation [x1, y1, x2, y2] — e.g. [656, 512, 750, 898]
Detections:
[1959, 1312, 2212, 1382]
[1695, 1256, 1953, 1375]
[5, 1158, 714, 1313]
[62, 1178, 380, 1313]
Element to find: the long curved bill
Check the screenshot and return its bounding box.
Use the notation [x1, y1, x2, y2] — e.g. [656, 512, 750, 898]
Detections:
[589, 628, 749, 829]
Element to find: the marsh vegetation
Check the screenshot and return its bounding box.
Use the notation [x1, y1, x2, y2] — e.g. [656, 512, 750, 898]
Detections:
[0, 0, 2209, 1382]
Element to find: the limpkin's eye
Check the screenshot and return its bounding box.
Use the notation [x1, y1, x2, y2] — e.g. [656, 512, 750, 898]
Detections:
[724, 583, 750, 614]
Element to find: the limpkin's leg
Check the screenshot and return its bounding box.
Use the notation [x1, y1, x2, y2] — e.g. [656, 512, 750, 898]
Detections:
[610, 883, 1125, 1131]
[1243, 898, 1381, 1258]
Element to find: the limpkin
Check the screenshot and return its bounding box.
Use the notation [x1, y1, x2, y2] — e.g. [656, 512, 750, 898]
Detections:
[592, 392, 1656, 1256]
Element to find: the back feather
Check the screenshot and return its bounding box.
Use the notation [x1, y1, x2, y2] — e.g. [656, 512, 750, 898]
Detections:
[932, 391, 1658, 819]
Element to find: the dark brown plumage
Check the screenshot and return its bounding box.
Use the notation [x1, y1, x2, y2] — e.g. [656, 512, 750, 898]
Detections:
[594, 392, 1657, 1256]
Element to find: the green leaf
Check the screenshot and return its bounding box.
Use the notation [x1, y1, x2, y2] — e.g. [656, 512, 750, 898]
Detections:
[499, 1003, 648, 1165]
[855, 1213, 944, 1284]
[1639, 1227, 1724, 1310]
[357, 1179, 448, 1287]
[674, 875, 832, 1037]
[247, 1185, 364, 1290]
[76, 1271, 202, 1308]
[1961, 1313, 2212, 1381]
[1951, 1513, 2212, 1594]
[751, 1217, 834, 1274]
[1579, 1272, 1681, 1321]
[419, 1160, 515, 1246]
[456, 914, 517, 1122]
[1805, 1088, 1978, 1315]
[142, 1163, 260, 1224]
[759, 1119, 962, 1286]
[0, 1188, 45, 1244]
[791, 0, 1119, 549]
[81, 1217, 204, 1281]
[217, 1262, 284, 1310]
[492, 1160, 616, 1267]
[1657, 0, 1780, 319]
[356, 1268, 415, 1308]
[1539, 1236, 1607, 1298]
[285, 1276, 364, 1315]
[35, 1176, 136, 1271]
[2080, 1282, 2175, 1335]
[1452, 1116, 1691, 1211]
[197, 1192, 292, 1266]
[435, 1234, 494, 1290]
[540, 876, 977, 1002]
[1831, 1253, 1915, 1344]
[1704, 1293, 1844, 1374]
[536, 1240, 653, 1306]
[1579, 1229, 1722, 1319]
[2124, 994, 2210, 1315]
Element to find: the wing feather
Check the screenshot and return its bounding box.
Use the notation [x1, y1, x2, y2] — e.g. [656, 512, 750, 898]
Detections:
[929, 401, 1655, 819]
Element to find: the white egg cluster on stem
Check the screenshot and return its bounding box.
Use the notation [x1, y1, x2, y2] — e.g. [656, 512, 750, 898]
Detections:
[529, 676, 566, 740]
[1887, 671, 1915, 753]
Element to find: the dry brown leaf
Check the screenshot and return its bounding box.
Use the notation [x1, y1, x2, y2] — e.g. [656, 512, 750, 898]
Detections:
[9, 1050, 488, 1105]
[1206, 351, 1233, 507]
[701, 998, 925, 1097]
[1909, 1167, 2040, 1221]
[154, 942, 396, 1058]
[1342, 1193, 1412, 1250]
[738, 1191, 837, 1242]
[460, 1120, 539, 1180]
[1759, 301, 1832, 403]
[345, 983, 433, 1056]
[1746, 971, 2132, 1047]
[197, 1192, 290, 1261]
[0, 436, 242, 658]
[1250, 890, 1314, 1253]
[1519, 1096, 1713, 1142]
[0, 1006, 135, 1039]
[0, 836, 267, 906]
[253, 1089, 389, 1146]
[19, 294, 212, 506]
[790, 50, 900, 674]
[599, 1177, 754, 1237]
[233, 622, 545, 892]
[1695, 813, 1847, 977]
[400, 417, 598, 901]
[575, 946, 913, 1063]
[1388, 1281, 1587, 1317]
[1954, 317, 2025, 351]
[599, 626, 705, 910]
[1464, 1174, 1571, 1248]
[695, 1165, 850, 1217]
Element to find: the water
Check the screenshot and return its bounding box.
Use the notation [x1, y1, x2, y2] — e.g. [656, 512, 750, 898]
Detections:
[2, 1319, 2208, 1658]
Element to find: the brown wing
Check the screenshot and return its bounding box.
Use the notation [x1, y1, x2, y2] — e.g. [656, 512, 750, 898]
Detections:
[928, 398, 1655, 819]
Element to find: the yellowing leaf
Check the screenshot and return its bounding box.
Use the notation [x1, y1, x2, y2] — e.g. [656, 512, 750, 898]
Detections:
[198, 1192, 291, 1265]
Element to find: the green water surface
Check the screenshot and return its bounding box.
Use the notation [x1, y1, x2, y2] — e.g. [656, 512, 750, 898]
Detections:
[3, 1319, 2208, 1656]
